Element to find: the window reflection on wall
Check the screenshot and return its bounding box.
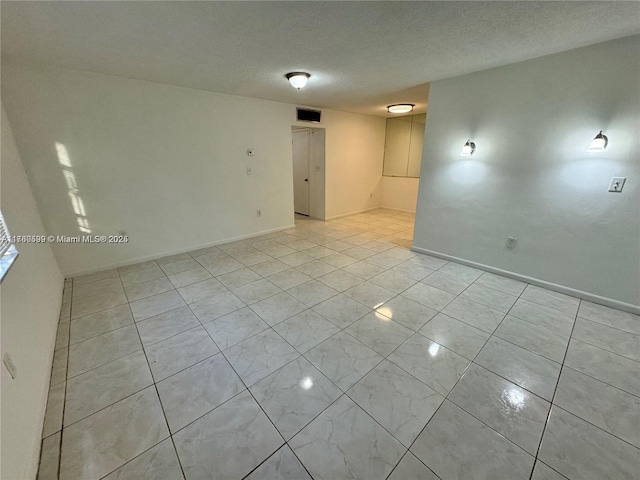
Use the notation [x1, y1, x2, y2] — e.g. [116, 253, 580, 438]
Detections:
[382, 113, 426, 178]
[55, 142, 92, 233]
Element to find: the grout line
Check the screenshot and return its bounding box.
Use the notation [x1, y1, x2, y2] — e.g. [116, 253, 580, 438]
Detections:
[127, 299, 188, 480]
[392, 273, 533, 477]
[551, 404, 639, 450]
[95, 438, 167, 479]
[189, 312, 315, 477]
[53, 279, 72, 480]
[559, 363, 640, 400]
[572, 313, 640, 336]
[566, 335, 640, 366]
[57, 279, 73, 479]
[528, 297, 581, 480]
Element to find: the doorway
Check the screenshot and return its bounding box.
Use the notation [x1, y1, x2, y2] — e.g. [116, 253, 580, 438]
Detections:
[291, 126, 325, 219]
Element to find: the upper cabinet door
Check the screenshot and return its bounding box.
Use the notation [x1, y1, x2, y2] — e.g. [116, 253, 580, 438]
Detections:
[383, 116, 412, 176]
[407, 114, 426, 178]
[382, 113, 426, 178]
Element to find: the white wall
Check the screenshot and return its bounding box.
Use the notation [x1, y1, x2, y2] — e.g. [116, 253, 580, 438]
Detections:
[1, 104, 64, 480]
[1, 60, 297, 276]
[1, 60, 385, 275]
[295, 110, 385, 220]
[414, 35, 640, 308]
[381, 177, 420, 212]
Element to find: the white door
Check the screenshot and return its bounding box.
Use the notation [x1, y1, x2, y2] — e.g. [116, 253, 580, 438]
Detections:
[292, 129, 310, 215]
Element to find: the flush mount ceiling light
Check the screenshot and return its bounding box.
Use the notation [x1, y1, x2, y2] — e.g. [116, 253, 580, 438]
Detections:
[387, 104, 414, 114]
[460, 139, 476, 156]
[286, 72, 310, 89]
[587, 130, 608, 152]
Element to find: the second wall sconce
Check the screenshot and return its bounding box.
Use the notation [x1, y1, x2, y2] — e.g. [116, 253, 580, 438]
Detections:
[460, 139, 476, 156]
[587, 130, 608, 152]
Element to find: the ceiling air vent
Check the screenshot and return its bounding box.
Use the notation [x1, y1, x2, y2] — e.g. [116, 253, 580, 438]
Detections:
[297, 108, 321, 123]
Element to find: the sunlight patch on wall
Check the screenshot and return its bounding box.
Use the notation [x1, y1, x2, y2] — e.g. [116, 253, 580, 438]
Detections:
[56, 142, 92, 233]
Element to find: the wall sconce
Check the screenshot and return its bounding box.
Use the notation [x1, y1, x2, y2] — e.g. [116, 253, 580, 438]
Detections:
[286, 72, 310, 89]
[460, 139, 476, 156]
[587, 130, 608, 152]
[387, 104, 414, 114]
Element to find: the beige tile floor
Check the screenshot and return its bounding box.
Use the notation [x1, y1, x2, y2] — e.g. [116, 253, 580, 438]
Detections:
[39, 209, 639, 480]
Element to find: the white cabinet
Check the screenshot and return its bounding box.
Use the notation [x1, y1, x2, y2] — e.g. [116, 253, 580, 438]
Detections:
[383, 113, 426, 178]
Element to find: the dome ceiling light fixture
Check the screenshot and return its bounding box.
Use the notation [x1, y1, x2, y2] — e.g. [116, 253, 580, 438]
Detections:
[286, 72, 311, 89]
[387, 104, 414, 114]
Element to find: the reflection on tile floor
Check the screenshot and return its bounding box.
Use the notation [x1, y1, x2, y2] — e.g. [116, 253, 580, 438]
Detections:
[39, 209, 640, 479]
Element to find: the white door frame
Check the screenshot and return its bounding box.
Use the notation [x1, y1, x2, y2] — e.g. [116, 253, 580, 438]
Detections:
[291, 126, 325, 220]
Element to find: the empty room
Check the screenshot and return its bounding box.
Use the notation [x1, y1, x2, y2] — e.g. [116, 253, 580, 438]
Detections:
[1, 2, 639, 480]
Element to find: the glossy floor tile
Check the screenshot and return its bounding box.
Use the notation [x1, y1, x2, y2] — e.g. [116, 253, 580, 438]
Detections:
[64, 350, 153, 426]
[475, 336, 561, 401]
[59, 387, 169, 480]
[249, 357, 342, 440]
[174, 391, 283, 480]
[224, 329, 299, 386]
[203, 307, 269, 350]
[388, 333, 470, 396]
[345, 312, 413, 356]
[37, 432, 61, 480]
[156, 354, 245, 432]
[348, 360, 444, 447]
[538, 406, 640, 480]
[39, 209, 640, 480]
[411, 401, 534, 480]
[102, 438, 184, 480]
[448, 363, 550, 454]
[553, 367, 640, 448]
[289, 396, 405, 480]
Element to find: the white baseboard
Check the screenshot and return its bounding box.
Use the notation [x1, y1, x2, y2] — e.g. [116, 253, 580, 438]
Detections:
[379, 206, 416, 214]
[325, 206, 381, 221]
[66, 224, 296, 278]
[411, 246, 640, 316]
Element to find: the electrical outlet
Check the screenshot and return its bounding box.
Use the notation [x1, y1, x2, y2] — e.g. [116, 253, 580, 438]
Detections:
[246, 167, 252, 176]
[256, 210, 261, 217]
[506, 237, 517, 249]
[3, 353, 17, 379]
[608, 177, 626, 193]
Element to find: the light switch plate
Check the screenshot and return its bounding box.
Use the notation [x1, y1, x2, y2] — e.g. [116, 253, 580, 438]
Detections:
[608, 177, 626, 192]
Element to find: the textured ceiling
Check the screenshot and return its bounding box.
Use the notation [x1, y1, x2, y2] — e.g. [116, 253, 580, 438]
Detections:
[1, 1, 639, 116]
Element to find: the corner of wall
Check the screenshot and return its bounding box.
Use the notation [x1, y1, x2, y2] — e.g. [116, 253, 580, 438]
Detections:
[1, 103, 64, 480]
